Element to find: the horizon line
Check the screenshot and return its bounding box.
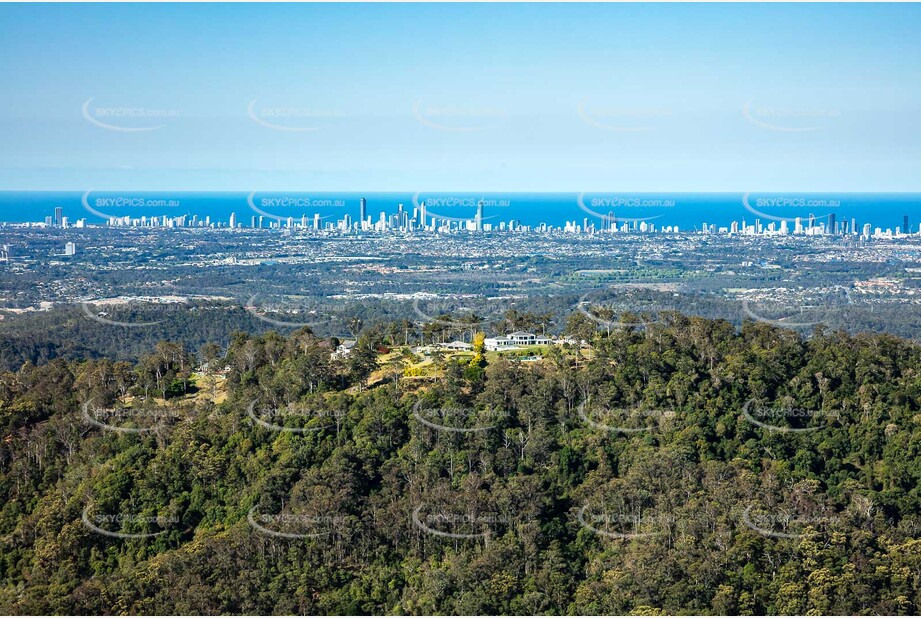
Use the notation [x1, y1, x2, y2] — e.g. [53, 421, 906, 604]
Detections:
[4, 190, 921, 195]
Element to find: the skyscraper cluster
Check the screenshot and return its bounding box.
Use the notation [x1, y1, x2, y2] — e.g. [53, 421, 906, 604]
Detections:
[41, 199, 921, 241]
[702, 213, 917, 239]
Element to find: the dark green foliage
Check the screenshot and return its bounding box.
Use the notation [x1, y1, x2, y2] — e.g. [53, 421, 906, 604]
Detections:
[2, 313, 921, 614]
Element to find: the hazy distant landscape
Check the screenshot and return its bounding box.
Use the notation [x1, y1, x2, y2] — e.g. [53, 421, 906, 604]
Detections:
[2, 217, 921, 369]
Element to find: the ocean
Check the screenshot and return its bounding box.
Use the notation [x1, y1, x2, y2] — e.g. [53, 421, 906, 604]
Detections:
[1, 191, 920, 233]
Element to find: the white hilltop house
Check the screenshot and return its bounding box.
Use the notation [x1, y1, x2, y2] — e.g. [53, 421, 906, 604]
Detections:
[332, 340, 356, 359]
[419, 333, 585, 356]
[484, 331, 554, 351]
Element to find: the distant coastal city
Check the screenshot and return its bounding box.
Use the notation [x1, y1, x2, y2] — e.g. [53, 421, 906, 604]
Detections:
[7, 195, 919, 241]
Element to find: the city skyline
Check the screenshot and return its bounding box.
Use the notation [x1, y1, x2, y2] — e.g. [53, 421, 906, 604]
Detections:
[17, 198, 920, 241]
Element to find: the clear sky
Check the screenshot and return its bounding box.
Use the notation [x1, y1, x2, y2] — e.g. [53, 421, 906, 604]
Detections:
[1, 2, 920, 192]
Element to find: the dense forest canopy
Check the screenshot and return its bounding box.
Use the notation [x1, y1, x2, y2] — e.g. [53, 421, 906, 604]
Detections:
[2, 311, 921, 614]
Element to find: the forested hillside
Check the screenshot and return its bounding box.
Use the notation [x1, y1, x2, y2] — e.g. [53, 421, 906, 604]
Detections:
[4, 289, 920, 374]
[2, 313, 921, 614]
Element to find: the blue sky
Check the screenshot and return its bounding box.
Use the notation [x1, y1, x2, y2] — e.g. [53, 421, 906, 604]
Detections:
[1, 3, 920, 192]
